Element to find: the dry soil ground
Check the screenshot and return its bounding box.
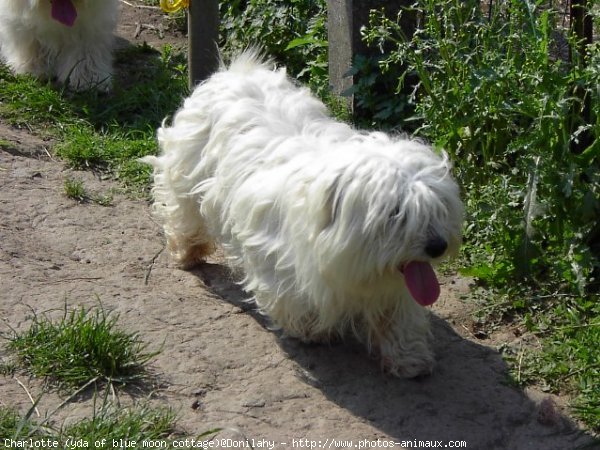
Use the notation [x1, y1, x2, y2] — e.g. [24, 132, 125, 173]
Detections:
[0, 2, 598, 449]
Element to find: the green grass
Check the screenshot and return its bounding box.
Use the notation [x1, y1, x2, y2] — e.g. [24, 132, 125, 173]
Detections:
[63, 178, 114, 206]
[0, 405, 42, 440]
[5, 304, 159, 391]
[60, 403, 178, 446]
[0, 39, 188, 443]
[520, 300, 600, 431]
[0, 44, 188, 192]
[63, 178, 87, 202]
[1, 403, 179, 447]
[1, 300, 177, 444]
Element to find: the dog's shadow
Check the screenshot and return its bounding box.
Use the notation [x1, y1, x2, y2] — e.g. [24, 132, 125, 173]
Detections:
[191, 262, 270, 328]
[192, 262, 596, 448]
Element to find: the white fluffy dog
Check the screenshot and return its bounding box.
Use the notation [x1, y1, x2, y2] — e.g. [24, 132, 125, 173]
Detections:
[143, 53, 464, 378]
[0, 0, 118, 91]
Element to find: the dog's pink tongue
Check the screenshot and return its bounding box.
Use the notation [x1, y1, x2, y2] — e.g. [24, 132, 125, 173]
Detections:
[402, 261, 440, 306]
[51, 0, 77, 27]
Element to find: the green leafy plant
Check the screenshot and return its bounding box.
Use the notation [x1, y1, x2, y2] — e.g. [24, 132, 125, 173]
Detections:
[220, 0, 328, 88]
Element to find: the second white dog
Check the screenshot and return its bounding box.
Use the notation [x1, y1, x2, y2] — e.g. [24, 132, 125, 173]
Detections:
[0, 0, 118, 91]
[143, 52, 464, 378]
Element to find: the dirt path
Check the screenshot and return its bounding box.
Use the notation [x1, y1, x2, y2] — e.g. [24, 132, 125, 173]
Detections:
[0, 2, 597, 449]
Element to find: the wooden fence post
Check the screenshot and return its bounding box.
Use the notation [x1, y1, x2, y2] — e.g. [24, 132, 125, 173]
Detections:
[188, 0, 220, 88]
[327, 0, 354, 108]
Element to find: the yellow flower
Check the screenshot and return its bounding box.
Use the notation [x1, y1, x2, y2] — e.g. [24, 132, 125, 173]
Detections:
[160, 0, 189, 13]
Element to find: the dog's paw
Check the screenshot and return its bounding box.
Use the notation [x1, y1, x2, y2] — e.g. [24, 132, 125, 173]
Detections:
[168, 238, 215, 269]
[376, 336, 435, 379]
[381, 354, 434, 379]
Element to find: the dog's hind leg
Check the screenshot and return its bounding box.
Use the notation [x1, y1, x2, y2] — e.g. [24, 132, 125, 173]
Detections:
[142, 166, 214, 268]
[161, 196, 216, 269]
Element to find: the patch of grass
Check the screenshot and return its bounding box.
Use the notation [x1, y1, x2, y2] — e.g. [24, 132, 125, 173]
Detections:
[55, 126, 157, 188]
[62, 403, 178, 445]
[0, 402, 178, 445]
[0, 137, 13, 149]
[0, 359, 16, 376]
[92, 192, 114, 207]
[525, 300, 600, 431]
[63, 178, 87, 202]
[0, 406, 21, 437]
[0, 66, 74, 130]
[63, 178, 114, 206]
[0, 405, 43, 440]
[6, 305, 159, 391]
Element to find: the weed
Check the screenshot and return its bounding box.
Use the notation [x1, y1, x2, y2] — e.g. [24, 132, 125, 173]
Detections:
[92, 193, 114, 207]
[63, 178, 114, 206]
[220, 0, 330, 95]
[0, 359, 16, 376]
[363, 1, 599, 294]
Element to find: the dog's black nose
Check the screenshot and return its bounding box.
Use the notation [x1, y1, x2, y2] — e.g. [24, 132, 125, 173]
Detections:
[425, 236, 448, 258]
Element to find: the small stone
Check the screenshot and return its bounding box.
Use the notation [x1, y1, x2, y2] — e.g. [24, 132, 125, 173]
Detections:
[242, 398, 266, 408]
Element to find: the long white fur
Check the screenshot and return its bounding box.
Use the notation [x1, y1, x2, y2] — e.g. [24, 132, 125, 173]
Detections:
[143, 52, 464, 378]
[0, 0, 118, 91]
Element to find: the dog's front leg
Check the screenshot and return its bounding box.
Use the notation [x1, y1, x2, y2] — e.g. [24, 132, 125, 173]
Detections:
[371, 302, 435, 378]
